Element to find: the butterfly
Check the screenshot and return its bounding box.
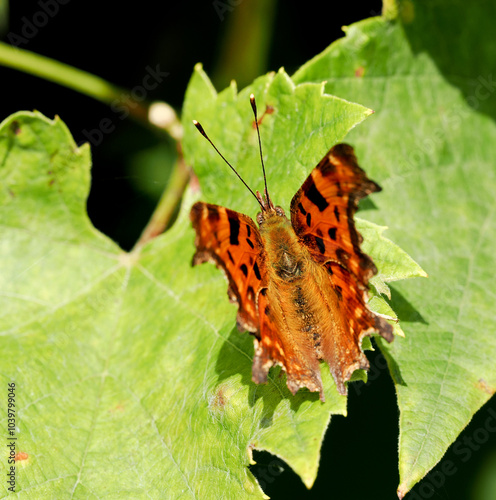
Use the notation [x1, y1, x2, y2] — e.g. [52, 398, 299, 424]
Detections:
[190, 95, 393, 401]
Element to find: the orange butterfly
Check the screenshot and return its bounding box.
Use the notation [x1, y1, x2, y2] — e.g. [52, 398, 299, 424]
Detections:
[190, 95, 393, 401]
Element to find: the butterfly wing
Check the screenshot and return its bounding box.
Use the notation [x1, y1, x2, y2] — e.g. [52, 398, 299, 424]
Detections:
[290, 144, 393, 393]
[190, 202, 267, 332]
[291, 143, 379, 281]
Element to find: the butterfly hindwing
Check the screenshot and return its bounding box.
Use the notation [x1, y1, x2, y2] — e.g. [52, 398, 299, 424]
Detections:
[190, 202, 267, 332]
[252, 287, 324, 397]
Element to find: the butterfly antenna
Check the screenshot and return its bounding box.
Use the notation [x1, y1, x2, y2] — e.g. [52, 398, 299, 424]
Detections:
[192, 120, 264, 211]
[250, 94, 271, 208]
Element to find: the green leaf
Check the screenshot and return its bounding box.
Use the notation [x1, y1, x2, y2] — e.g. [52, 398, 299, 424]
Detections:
[358, 218, 427, 289]
[1, 111, 343, 496]
[0, 65, 422, 495]
[358, 218, 427, 337]
[293, 1, 496, 496]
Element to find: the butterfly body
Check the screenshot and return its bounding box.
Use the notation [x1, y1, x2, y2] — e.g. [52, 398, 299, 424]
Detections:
[191, 143, 394, 401]
[255, 209, 367, 397]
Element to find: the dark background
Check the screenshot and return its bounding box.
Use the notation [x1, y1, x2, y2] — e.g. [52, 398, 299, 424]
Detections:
[1, 1, 495, 498]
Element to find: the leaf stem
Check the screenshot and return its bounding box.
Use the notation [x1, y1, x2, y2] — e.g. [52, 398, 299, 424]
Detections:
[132, 151, 192, 252]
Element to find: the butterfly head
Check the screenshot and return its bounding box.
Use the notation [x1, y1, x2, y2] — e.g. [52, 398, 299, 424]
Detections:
[256, 188, 286, 225]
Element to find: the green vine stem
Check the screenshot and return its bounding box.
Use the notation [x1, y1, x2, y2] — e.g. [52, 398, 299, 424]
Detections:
[133, 151, 191, 252]
[0, 41, 187, 243]
[0, 42, 125, 105]
[0, 42, 183, 139]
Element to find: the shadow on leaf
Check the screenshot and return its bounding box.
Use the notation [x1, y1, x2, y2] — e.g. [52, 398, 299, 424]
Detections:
[388, 284, 428, 325]
[375, 284, 429, 387]
[215, 327, 322, 428]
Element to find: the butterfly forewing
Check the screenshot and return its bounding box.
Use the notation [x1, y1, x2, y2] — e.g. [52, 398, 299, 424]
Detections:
[190, 202, 267, 333]
[290, 143, 380, 286]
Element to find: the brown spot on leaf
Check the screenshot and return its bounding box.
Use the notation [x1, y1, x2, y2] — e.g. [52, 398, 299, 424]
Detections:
[355, 66, 365, 78]
[209, 385, 229, 416]
[10, 121, 21, 135]
[15, 452, 29, 461]
[109, 403, 125, 413]
[477, 378, 495, 395]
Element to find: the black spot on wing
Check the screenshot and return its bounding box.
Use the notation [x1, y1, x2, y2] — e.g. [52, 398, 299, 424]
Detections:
[306, 212, 312, 227]
[240, 264, 248, 277]
[315, 236, 325, 254]
[246, 224, 251, 237]
[207, 205, 221, 222]
[253, 262, 261, 280]
[334, 205, 340, 222]
[298, 203, 307, 216]
[336, 248, 350, 262]
[228, 211, 240, 245]
[227, 250, 235, 264]
[306, 181, 329, 212]
[246, 238, 255, 249]
[328, 227, 337, 240]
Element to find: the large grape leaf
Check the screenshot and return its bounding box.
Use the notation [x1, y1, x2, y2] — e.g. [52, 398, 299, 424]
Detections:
[0, 69, 423, 496]
[293, 1, 496, 496]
